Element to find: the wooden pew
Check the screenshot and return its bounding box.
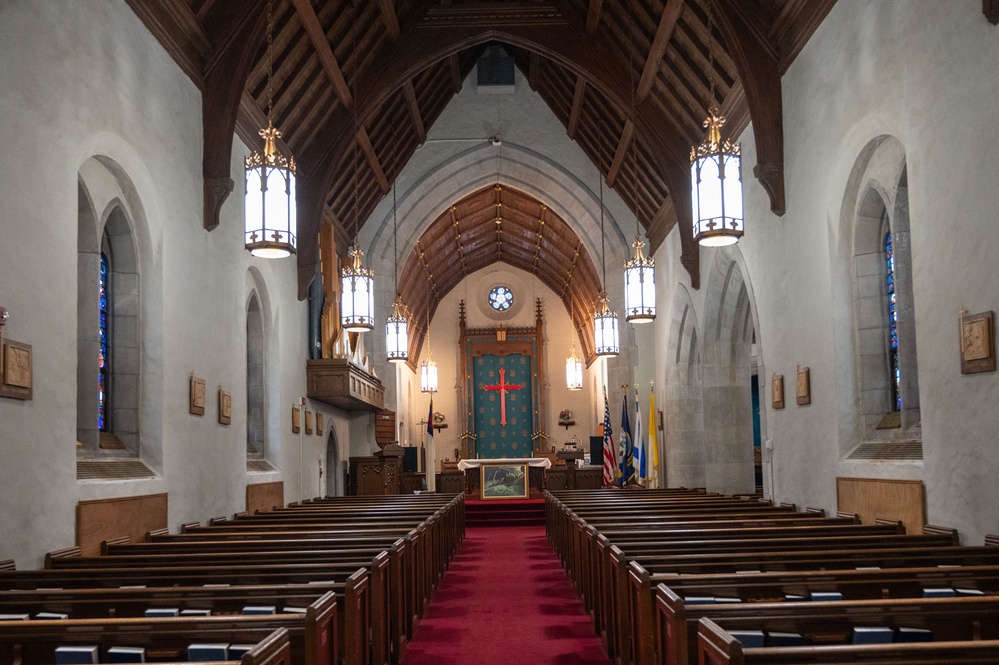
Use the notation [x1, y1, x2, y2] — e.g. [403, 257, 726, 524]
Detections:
[636, 566, 999, 665]
[0, 607, 327, 665]
[661, 585, 999, 665]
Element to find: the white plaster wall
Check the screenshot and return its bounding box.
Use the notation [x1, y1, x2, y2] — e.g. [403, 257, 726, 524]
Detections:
[684, 0, 999, 542]
[0, 0, 327, 567]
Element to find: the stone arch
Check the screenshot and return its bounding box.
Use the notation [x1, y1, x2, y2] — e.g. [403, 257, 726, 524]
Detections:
[245, 266, 279, 466]
[841, 136, 920, 452]
[76, 160, 145, 462]
[698, 249, 758, 494]
[664, 286, 705, 489]
[246, 292, 265, 458]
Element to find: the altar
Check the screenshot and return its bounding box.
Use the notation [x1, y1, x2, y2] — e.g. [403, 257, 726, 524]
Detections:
[457, 457, 552, 499]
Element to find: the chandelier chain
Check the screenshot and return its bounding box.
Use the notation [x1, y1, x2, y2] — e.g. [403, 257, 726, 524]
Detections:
[393, 182, 398, 289]
[266, 0, 275, 123]
[630, 0, 640, 238]
[706, 0, 716, 109]
[600, 177, 606, 289]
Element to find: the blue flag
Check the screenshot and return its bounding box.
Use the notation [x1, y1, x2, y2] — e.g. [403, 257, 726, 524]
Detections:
[619, 391, 633, 486]
[635, 388, 646, 484]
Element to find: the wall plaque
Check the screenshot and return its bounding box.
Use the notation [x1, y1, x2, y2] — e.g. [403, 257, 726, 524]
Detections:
[0, 340, 32, 400]
[189, 374, 206, 415]
[795, 366, 811, 406]
[770, 373, 784, 410]
[960, 310, 995, 374]
[218, 388, 231, 426]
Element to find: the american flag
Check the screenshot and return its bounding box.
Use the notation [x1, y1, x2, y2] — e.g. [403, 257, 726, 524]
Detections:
[602, 391, 617, 486]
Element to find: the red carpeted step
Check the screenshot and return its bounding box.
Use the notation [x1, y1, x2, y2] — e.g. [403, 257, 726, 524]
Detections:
[401, 525, 611, 665]
[465, 498, 545, 528]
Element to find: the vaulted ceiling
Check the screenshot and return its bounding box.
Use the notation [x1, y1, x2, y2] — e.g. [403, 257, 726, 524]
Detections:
[125, 0, 836, 298]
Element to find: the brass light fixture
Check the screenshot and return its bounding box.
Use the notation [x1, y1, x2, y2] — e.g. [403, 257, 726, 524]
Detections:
[690, 0, 744, 246]
[566, 330, 583, 391]
[244, 0, 297, 258]
[623, 1, 655, 323]
[593, 178, 620, 357]
[386, 183, 408, 362]
[420, 307, 438, 393]
[339, 2, 374, 333]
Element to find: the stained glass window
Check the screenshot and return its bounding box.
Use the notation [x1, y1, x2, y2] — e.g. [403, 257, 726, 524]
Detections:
[885, 231, 901, 411]
[99, 252, 110, 431]
[488, 285, 513, 312]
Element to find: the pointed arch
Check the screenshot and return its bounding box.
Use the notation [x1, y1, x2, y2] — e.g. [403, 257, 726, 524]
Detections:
[664, 285, 705, 489]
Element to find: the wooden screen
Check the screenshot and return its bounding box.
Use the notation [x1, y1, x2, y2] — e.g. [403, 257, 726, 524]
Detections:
[836, 476, 925, 533]
[247, 481, 284, 514]
[77, 493, 168, 556]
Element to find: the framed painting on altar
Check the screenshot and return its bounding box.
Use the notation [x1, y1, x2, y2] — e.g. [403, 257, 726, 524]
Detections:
[480, 463, 528, 499]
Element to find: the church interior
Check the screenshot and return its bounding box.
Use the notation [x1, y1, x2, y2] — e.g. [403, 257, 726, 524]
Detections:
[2, 0, 999, 661]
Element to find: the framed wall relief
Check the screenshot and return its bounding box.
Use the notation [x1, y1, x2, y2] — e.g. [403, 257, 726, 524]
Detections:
[0, 340, 32, 400]
[305, 410, 313, 435]
[218, 388, 231, 426]
[316, 413, 324, 436]
[960, 310, 995, 374]
[770, 373, 784, 410]
[189, 374, 206, 416]
[292, 406, 301, 434]
[795, 366, 811, 406]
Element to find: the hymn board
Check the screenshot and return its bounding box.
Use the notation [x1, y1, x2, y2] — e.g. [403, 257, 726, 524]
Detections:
[458, 300, 547, 459]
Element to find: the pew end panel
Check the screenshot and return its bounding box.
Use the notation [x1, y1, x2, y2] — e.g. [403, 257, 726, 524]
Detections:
[654, 584, 688, 665]
[696, 618, 742, 665]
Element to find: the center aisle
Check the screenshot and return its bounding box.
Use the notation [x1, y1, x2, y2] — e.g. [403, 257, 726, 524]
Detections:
[400, 525, 612, 665]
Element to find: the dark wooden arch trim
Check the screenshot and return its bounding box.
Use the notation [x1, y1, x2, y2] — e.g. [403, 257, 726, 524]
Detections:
[295, 14, 702, 297]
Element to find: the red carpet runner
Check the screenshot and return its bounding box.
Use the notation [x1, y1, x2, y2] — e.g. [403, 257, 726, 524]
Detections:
[401, 524, 611, 665]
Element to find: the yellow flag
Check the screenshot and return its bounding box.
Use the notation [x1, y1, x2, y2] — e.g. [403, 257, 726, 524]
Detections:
[649, 387, 659, 488]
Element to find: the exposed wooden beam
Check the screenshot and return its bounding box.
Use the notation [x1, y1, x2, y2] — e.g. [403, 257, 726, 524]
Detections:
[201, 3, 267, 231]
[605, 119, 634, 189]
[376, 0, 401, 38]
[636, 0, 682, 103]
[122, 0, 209, 89]
[585, 0, 604, 34]
[448, 53, 463, 93]
[402, 81, 426, 143]
[289, 0, 353, 107]
[567, 75, 586, 140]
[528, 51, 541, 91]
[715, 0, 786, 216]
[356, 128, 390, 194]
[985, 0, 999, 24]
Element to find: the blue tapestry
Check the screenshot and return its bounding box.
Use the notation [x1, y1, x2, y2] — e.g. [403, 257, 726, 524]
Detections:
[473, 354, 533, 458]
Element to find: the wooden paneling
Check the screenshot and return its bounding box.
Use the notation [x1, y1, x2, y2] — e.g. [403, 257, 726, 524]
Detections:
[246, 480, 284, 515]
[836, 477, 925, 534]
[376, 410, 396, 445]
[77, 493, 168, 556]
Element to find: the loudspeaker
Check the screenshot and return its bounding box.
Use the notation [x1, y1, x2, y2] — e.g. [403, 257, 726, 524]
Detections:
[402, 447, 418, 473]
[589, 436, 603, 467]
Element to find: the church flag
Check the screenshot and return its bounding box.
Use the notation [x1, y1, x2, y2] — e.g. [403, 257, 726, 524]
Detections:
[619, 390, 634, 486]
[648, 385, 659, 489]
[425, 397, 436, 491]
[635, 386, 646, 485]
[601, 390, 616, 486]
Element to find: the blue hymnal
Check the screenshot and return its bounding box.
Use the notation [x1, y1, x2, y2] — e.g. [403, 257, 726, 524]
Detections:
[852, 627, 894, 644]
[36, 612, 70, 620]
[713, 597, 742, 603]
[242, 606, 276, 615]
[810, 591, 843, 601]
[144, 608, 179, 617]
[188, 644, 229, 662]
[956, 588, 985, 597]
[55, 646, 99, 664]
[895, 627, 933, 643]
[0, 614, 29, 620]
[229, 645, 256, 660]
[281, 607, 308, 614]
[767, 632, 805, 647]
[180, 609, 212, 616]
[108, 646, 146, 663]
[784, 594, 806, 601]
[922, 587, 956, 598]
[729, 630, 765, 648]
[684, 596, 715, 604]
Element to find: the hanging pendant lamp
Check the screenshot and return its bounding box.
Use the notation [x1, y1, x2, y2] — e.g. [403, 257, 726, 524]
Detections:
[593, 178, 619, 357]
[420, 308, 437, 393]
[566, 332, 583, 391]
[244, 0, 296, 258]
[690, 0, 743, 247]
[386, 183, 408, 362]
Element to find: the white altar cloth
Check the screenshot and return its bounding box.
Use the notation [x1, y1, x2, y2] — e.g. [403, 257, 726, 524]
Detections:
[457, 457, 552, 471]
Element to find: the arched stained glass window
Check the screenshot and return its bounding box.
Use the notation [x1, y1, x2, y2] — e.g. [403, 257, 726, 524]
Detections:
[885, 231, 901, 411]
[99, 251, 110, 431]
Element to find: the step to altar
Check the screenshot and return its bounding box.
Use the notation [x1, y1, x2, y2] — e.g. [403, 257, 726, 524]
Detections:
[465, 498, 545, 528]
